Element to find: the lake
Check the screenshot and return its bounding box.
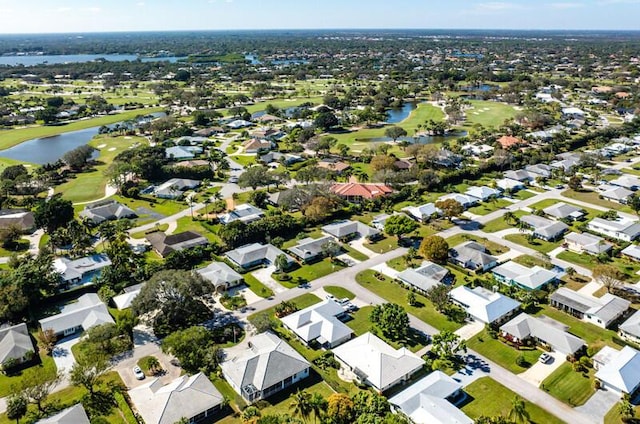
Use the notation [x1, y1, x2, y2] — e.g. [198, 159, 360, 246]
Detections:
[0, 54, 184, 67]
[0, 112, 164, 164]
[386, 102, 418, 124]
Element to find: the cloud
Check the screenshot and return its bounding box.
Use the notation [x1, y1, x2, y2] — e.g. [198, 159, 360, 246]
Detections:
[549, 2, 584, 8]
[57, 7, 71, 12]
[137, 1, 145, 6]
[475, 2, 522, 10]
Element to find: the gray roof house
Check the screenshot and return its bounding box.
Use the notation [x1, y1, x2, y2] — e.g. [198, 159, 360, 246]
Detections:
[280, 299, 353, 348]
[53, 254, 112, 289]
[146, 231, 209, 257]
[610, 175, 640, 191]
[0, 323, 35, 367]
[389, 371, 472, 424]
[78, 201, 137, 225]
[219, 204, 265, 225]
[594, 346, 640, 395]
[520, 214, 569, 241]
[225, 243, 294, 269]
[397, 261, 451, 293]
[154, 178, 201, 199]
[287, 235, 334, 263]
[565, 232, 613, 255]
[333, 332, 425, 392]
[129, 373, 224, 424]
[619, 310, 640, 344]
[525, 163, 553, 179]
[500, 313, 585, 355]
[449, 286, 521, 324]
[39, 293, 114, 337]
[36, 404, 90, 424]
[165, 145, 203, 160]
[621, 244, 640, 262]
[0, 209, 35, 232]
[600, 185, 633, 204]
[550, 287, 630, 329]
[504, 169, 533, 182]
[197, 262, 244, 292]
[437, 193, 479, 209]
[220, 332, 310, 402]
[543, 202, 585, 221]
[492, 261, 557, 291]
[322, 220, 380, 241]
[449, 241, 498, 272]
[588, 216, 640, 242]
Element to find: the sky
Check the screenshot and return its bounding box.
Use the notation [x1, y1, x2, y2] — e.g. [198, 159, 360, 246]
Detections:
[0, 0, 638, 33]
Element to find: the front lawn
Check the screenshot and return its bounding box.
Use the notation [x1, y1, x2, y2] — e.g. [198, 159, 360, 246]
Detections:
[467, 198, 512, 216]
[364, 235, 398, 253]
[562, 189, 634, 214]
[324, 286, 355, 300]
[342, 244, 369, 261]
[243, 273, 274, 298]
[461, 377, 565, 424]
[512, 254, 553, 269]
[248, 293, 322, 325]
[467, 329, 542, 374]
[446, 233, 509, 255]
[0, 350, 57, 397]
[481, 210, 527, 233]
[541, 362, 595, 406]
[287, 258, 346, 284]
[557, 250, 640, 281]
[356, 270, 462, 332]
[504, 233, 560, 254]
[512, 190, 536, 200]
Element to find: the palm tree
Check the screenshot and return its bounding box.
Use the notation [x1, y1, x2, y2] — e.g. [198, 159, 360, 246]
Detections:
[309, 393, 327, 424]
[508, 396, 530, 424]
[289, 389, 312, 423]
[240, 406, 261, 424]
[504, 211, 516, 225]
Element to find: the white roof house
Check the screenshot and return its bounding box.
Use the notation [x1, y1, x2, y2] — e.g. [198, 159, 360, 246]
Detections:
[154, 178, 200, 199]
[219, 203, 265, 225]
[595, 346, 640, 395]
[128, 373, 224, 424]
[333, 332, 425, 392]
[492, 261, 557, 291]
[402, 204, 440, 222]
[449, 242, 497, 272]
[449, 286, 521, 324]
[500, 314, 585, 355]
[225, 243, 294, 269]
[620, 310, 640, 344]
[196, 262, 244, 292]
[39, 293, 114, 337]
[565, 232, 613, 255]
[0, 323, 35, 366]
[220, 332, 310, 402]
[437, 193, 479, 209]
[464, 186, 500, 201]
[287, 236, 334, 263]
[280, 299, 353, 348]
[53, 254, 112, 288]
[588, 216, 640, 242]
[496, 178, 525, 192]
[36, 404, 90, 424]
[389, 371, 472, 424]
[112, 283, 145, 310]
[550, 287, 630, 329]
[322, 220, 380, 240]
[520, 215, 569, 241]
[621, 244, 640, 261]
[397, 261, 450, 293]
[600, 185, 633, 204]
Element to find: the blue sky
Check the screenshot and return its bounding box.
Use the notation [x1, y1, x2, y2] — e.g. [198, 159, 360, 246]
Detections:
[0, 0, 638, 33]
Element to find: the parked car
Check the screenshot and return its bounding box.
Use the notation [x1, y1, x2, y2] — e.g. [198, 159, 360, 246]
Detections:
[539, 353, 552, 364]
[133, 366, 145, 380]
[228, 176, 239, 183]
[326, 294, 336, 300]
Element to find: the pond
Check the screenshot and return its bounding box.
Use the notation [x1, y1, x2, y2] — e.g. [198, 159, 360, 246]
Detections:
[0, 54, 185, 67]
[0, 112, 164, 164]
[385, 102, 417, 124]
[461, 84, 498, 92]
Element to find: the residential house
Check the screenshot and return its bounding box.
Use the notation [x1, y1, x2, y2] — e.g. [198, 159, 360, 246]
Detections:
[194, 127, 225, 137]
[322, 220, 380, 242]
[619, 310, 640, 344]
[492, 261, 557, 291]
[225, 243, 294, 270]
[621, 244, 640, 262]
[464, 186, 500, 202]
[434, 149, 462, 168]
[287, 236, 334, 263]
[496, 178, 525, 192]
[562, 107, 586, 120]
[594, 346, 640, 396]
[280, 299, 353, 348]
[0, 323, 35, 368]
[610, 175, 640, 191]
[397, 261, 451, 293]
[78, 201, 137, 225]
[449, 286, 521, 324]
[317, 159, 351, 174]
[227, 119, 253, 129]
[165, 145, 203, 160]
[0, 210, 35, 232]
[600, 185, 633, 204]
[145, 231, 209, 257]
[449, 241, 497, 272]
[551, 152, 582, 173]
[220, 332, 310, 402]
[500, 314, 585, 356]
[503, 169, 533, 182]
[525, 163, 553, 180]
[54, 254, 112, 289]
[543, 202, 585, 221]
[402, 203, 440, 222]
[259, 152, 302, 166]
[243, 138, 273, 153]
[197, 262, 244, 292]
[371, 213, 396, 230]
[154, 178, 200, 199]
[588, 216, 640, 242]
[112, 283, 145, 310]
[219, 204, 265, 225]
[461, 143, 494, 158]
[330, 181, 393, 202]
[388, 371, 472, 424]
[550, 287, 630, 329]
[36, 404, 90, 424]
[497, 135, 526, 149]
[128, 373, 224, 424]
[564, 232, 613, 255]
[520, 215, 569, 241]
[332, 332, 425, 393]
[39, 293, 114, 337]
[437, 193, 479, 209]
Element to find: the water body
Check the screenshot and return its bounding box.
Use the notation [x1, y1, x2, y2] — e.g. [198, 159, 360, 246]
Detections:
[0, 54, 184, 67]
[385, 102, 418, 124]
[461, 84, 497, 92]
[0, 112, 164, 164]
[361, 131, 468, 145]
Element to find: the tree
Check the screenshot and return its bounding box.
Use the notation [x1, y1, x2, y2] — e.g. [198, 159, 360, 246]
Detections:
[592, 264, 622, 293]
[6, 393, 27, 424]
[162, 326, 218, 374]
[370, 303, 409, 341]
[69, 359, 109, 395]
[0, 225, 23, 250]
[384, 214, 418, 240]
[431, 330, 467, 369]
[568, 175, 582, 191]
[384, 126, 408, 142]
[407, 291, 417, 306]
[1, 164, 28, 181]
[62, 145, 97, 170]
[274, 254, 290, 273]
[370, 155, 397, 172]
[290, 389, 312, 423]
[249, 190, 269, 209]
[36, 328, 56, 355]
[503, 211, 516, 225]
[629, 194, 640, 215]
[21, 369, 61, 413]
[314, 112, 339, 131]
[238, 166, 272, 190]
[419, 235, 449, 264]
[321, 240, 342, 261]
[327, 393, 353, 424]
[426, 285, 451, 312]
[302, 196, 335, 223]
[309, 392, 327, 424]
[241, 406, 262, 424]
[33, 194, 74, 233]
[618, 396, 635, 423]
[508, 396, 530, 424]
[435, 199, 464, 220]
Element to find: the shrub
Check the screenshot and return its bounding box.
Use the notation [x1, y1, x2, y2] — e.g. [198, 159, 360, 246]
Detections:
[515, 354, 529, 368]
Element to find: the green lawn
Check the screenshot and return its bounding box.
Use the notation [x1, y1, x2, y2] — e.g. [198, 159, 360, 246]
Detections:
[324, 286, 355, 300]
[512, 254, 553, 270]
[557, 250, 640, 281]
[242, 96, 324, 114]
[481, 211, 527, 233]
[0, 107, 163, 149]
[387, 256, 408, 272]
[110, 194, 186, 223]
[130, 223, 169, 239]
[0, 351, 57, 397]
[341, 244, 369, 261]
[356, 270, 462, 332]
[287, 258, 345, 285]
[259, 379, 335, 417]
[174, 216, 221, 243]
[248, 294, 322, 324]
[467, 329, 542, 374]
[604, 402, 640, 424]
[243, 273, 274, 298]
[462, 100, 519, 129]
[446, 233, 509, 255]
[364, 236, 399, 254]
[562, 189, 634, 214]
[467, 198, 513, 216]
[504, 233, 560, 254]
[512, 190, 536, 200]
[541, 362, 595, 406]
[461, 377, 565, 424]
[229, 154, 256, 167]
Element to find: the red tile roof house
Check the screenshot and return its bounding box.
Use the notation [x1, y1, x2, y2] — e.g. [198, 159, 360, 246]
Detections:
[330, 179, 393, 203]
[497, 135, 526, 150]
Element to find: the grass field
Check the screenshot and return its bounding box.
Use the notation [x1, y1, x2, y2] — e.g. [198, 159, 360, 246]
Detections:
[541, 362, 595, 406]
[481, 211, 527, 233]
[0, 107, 163, 149]
[467, 198, 513, 216]
[446, 233, 509, 255]
[462, 100, 519, 129]
[467, 329, 542, 374]
[324, 286, 355, 300]
[562, 189, 634, 214]
[504, 233, 561, 254]
[557, 250, 640, 281]
[0, 351, 57, 397]
[243, 273, 274, 298]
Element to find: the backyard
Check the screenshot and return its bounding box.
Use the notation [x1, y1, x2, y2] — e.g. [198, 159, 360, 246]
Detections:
[467, 329, 542, 374]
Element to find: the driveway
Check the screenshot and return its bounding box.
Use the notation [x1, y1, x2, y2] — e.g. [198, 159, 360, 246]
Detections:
[115, 347, 182, 390]
[575, 388, 620, 422]
[519, 351, 565, 387]
[251, 265, 287, 294]
[52, 334, 81, 375]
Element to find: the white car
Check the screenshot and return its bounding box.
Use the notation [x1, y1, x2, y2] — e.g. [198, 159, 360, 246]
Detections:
[228, 176, 239, 183]
[133, 366, 145, 380]
[539, 353, 552, 364]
